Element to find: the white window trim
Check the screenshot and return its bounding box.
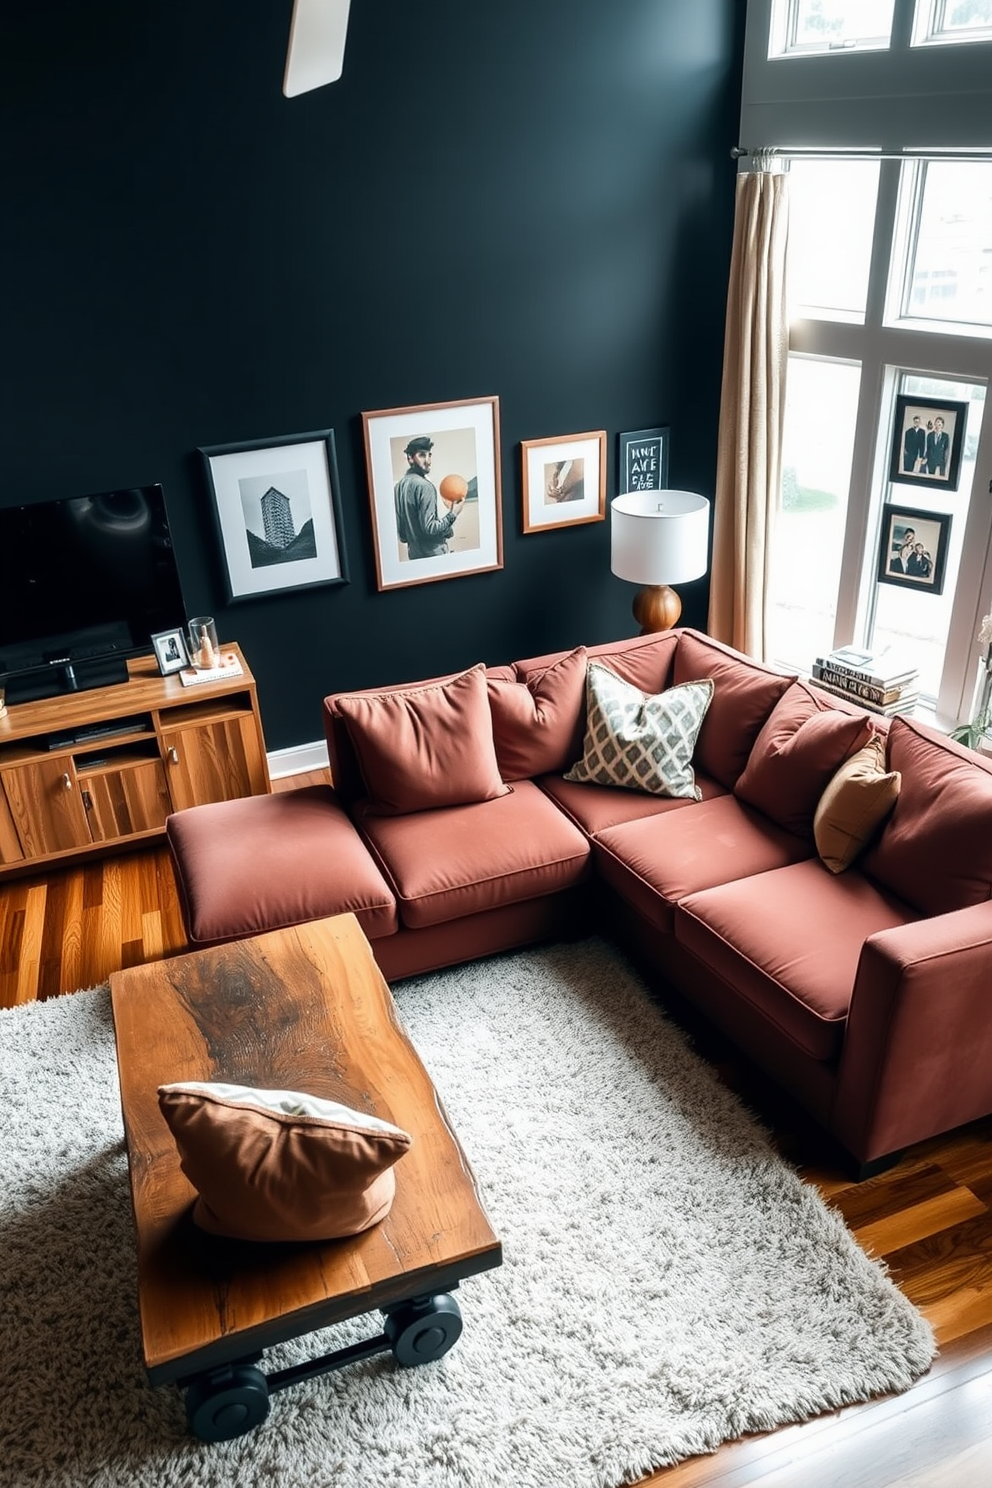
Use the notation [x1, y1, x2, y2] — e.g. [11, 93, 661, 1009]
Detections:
[742, 1, 992, 731]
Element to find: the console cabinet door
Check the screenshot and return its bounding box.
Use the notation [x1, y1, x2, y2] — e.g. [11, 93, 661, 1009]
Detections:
[163, 715, 268, 811]
[82, 759, 173, 842]
[0, 786, 25, 864]
[0, 759, 92, 856]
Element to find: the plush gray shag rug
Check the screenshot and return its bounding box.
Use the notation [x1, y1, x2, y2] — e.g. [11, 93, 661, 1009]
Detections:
[0, 937, 934, 1488]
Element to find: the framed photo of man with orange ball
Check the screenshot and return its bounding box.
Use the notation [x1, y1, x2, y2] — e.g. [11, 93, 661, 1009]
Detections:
[362, 396, 503, 592]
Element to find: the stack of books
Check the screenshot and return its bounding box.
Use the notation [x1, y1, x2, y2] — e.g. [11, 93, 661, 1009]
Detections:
[179, 652, 244, 688]
[810, 645, 919, 717]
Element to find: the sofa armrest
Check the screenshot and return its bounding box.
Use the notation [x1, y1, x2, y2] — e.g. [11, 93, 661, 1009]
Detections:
[832, 899, 992, 1162]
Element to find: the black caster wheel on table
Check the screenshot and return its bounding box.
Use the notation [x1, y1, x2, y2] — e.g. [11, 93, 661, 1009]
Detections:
[384, 1293, 463, 1367]
[185, 1362, 270, 1441]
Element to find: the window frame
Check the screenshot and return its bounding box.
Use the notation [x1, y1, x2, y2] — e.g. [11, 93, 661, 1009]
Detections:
[741, 0, 992, 730]
[911, 0, 992, 48]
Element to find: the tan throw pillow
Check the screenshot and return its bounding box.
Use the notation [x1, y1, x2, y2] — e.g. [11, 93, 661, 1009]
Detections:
[334, 663, 509, 815]
[158, 1082, 412, 1243]
[564, 662, 714, 800]
[813, 736, 901, 874]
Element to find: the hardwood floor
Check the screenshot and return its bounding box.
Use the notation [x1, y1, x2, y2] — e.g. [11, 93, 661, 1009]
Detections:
[2, 768, 990, 1484]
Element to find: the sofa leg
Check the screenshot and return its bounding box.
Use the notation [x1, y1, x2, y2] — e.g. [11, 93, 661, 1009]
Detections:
[848, 1150, 905, 1183]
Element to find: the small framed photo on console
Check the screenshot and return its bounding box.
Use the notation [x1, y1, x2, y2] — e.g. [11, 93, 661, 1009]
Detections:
[151, 628, 189, 676]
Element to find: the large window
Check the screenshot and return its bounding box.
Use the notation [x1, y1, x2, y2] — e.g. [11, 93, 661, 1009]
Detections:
[889, 161, 992, 334]
[745, 2, 992, 730]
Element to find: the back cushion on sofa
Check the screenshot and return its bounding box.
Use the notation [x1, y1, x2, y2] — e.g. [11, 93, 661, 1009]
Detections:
[734, 682, 873, 838]
[333, 664, 510, 815]
[861, 716, 992, 915]
[673, 630, 796, 789]
[487, 646, 588, 780]
[515, 631, 679, 698]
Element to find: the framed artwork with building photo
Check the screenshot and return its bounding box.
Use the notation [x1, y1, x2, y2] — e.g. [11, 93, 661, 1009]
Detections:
[876, 504, 952, 595]
[521, 430, 606, 534]
[888, 394, 968, 493]
[362, 395, 502, 591]
[617, 426, 670, 494]
[198, 430, 349, 602]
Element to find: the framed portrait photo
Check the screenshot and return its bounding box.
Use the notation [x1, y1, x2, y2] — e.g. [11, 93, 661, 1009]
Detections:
[362, 396, 502, 591]
[198, 430, 348, 602]
[876, 504, 952, 595]
[888, 394, 968, 493]
[151, 627, 189, 676]
[617, 426, 670, 494]
[521, 430, 606, 534]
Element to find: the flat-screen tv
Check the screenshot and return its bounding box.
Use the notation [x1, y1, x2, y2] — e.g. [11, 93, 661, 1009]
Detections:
[0, 483, 188, 703]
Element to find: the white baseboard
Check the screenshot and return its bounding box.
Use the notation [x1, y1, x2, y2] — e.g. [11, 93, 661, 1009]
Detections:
[267, 738, 330, 780]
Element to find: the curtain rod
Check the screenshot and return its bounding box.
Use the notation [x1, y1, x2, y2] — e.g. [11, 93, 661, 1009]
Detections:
[733, 146, 992, 164]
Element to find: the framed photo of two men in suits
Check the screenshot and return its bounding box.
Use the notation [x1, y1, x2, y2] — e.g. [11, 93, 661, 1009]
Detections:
[888, 394, 968, 493]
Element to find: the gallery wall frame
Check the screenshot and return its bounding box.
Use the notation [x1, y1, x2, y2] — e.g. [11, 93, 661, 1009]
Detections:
[521, 430, 607, 534]
[198, 430, 349, 603]
[888, 395, 968, 493]
[362, 396, 502, 591]
[876, 503, 952, 595]
[617, 426, 670, 494]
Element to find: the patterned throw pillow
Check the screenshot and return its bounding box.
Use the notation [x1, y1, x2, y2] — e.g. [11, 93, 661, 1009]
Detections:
[564, 662, 714, 800]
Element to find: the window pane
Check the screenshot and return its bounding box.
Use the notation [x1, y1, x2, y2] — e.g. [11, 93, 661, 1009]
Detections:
[901, 162, 992, 332]
[787, 160, 879, 321]
[773, 0, 895, 54]
[913, 0, 992, 45]
[767, 357, 862, 671]
[869, 374, 987, 699]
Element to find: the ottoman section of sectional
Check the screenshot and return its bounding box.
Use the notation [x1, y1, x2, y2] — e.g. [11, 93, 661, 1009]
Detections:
[166, 785, 398, 946]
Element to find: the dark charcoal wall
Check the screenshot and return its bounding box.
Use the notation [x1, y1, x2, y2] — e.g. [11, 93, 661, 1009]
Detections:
[1, 0, 744, 751]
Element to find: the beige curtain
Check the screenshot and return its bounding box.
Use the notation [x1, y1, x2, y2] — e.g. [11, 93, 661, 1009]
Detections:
[707, 166, 789, 659]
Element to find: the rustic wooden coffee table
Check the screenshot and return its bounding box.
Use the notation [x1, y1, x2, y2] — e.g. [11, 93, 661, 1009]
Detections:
[110, 913, 502, 1441]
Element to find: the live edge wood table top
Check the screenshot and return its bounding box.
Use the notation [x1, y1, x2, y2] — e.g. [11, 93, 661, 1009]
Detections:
[110, 914, 502, 1396]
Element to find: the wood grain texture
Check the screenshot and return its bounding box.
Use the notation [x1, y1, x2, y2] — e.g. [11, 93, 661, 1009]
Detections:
[2, 763, 991, 1479]
[111, 913, 501, 1382]
[0, 645, 270, 877]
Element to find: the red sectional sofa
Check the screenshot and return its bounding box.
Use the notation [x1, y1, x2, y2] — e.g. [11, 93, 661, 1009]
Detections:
[166, 628, 992, 1177]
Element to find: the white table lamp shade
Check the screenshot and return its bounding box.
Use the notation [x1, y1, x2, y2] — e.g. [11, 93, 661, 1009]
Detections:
[610, 491, 710, 587]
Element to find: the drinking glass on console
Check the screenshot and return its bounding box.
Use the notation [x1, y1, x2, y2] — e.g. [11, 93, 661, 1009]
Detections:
[188, 617, 220, 671]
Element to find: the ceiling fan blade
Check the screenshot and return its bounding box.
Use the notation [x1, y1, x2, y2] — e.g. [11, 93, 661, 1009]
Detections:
[283, 0, 352, 98]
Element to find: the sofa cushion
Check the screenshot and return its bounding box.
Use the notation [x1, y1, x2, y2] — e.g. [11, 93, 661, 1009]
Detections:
[487, 646, 587, 780]
[334, 664, 509, 815]
[861, 717, 992, 915]
[814, 735, 901, 874]
[673, 630, 795, 789]
[355, 780, 592, 930]
[157, 1081, 411, 1243]
[676, 860, 917, 1062]
[594, 794, 814, 934]
[564, 663, 713, 800]
[734, 682, 873, 839]
[515, 631, 679, 697]
[166, 786, 398, 946]
[537, 769, 728, 837]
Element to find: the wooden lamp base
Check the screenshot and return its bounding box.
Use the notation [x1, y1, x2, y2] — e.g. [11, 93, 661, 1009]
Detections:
[631, 584, 682, 635]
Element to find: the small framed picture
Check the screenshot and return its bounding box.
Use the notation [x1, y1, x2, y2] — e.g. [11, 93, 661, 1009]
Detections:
[521, 430, 606, 534]
[362, 396, 503, 591]
[198, 430, 349, 602]
[151, 627, 189, 675]
[618, 426, 670, 494]
[888, 395, 968, 493]
[876, 504, 952, 595]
